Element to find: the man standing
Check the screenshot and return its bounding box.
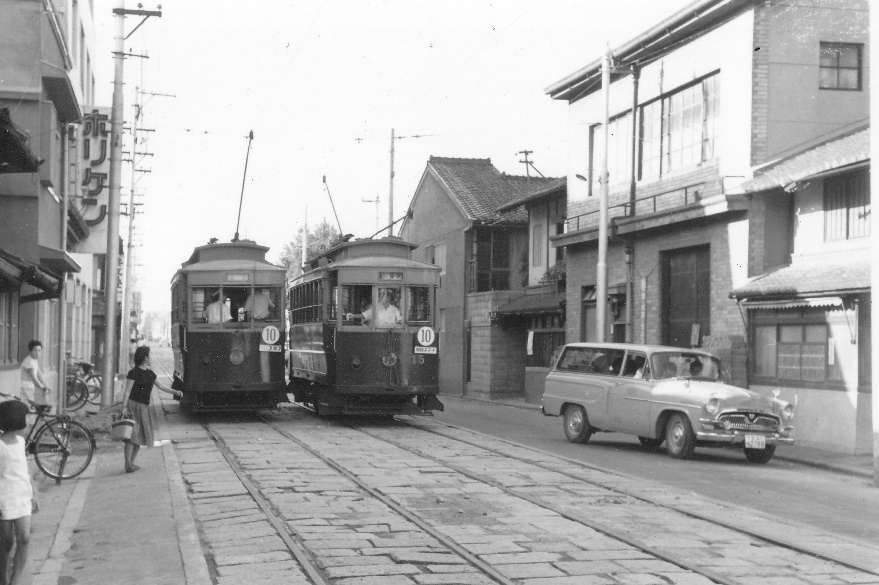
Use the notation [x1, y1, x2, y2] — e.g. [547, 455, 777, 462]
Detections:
[20, 340, 48, 405]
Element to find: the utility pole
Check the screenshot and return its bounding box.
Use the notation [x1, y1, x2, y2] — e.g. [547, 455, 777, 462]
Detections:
[518, 149, 533, 188]
[100, 1, 161, 408]
[362, 193, 380, 233]
[388, 128, 395, 237]
[596, 44, 611, 343]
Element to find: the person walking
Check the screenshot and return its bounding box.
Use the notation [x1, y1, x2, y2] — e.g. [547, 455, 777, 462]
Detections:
[120, 346, 182, 473]
[19, 341, 48, 405]
[0, 399, 39, 585]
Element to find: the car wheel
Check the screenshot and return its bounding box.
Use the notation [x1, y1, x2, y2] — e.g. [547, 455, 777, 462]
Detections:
[638, 436, 664, 450]
[744, 444, 776, 464]
[563, 405, 592, 444]
[665, 413, 696, 459]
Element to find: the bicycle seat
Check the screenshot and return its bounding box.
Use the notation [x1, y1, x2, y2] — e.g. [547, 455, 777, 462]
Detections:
[32, 403, 52, 414]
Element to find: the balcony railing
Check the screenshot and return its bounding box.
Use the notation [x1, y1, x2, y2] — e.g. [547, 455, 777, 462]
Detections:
[564, 182, 705, 233]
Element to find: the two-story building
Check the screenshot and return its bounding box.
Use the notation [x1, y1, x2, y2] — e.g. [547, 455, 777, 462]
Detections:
[0, 0, 107, 407]
[545, 0, 869, 453]
[399, 157, 557, 399]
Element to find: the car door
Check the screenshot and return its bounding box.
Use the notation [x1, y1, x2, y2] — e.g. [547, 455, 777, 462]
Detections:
[545, 347, 612, 425]
[608, 351, 653, 435]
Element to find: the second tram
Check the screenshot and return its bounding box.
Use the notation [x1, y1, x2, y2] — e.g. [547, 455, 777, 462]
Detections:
[288, 237, 443, 416]
[171, 240, 288, 412]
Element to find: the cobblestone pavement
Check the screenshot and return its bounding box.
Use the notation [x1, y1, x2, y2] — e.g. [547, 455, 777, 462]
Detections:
[167, 408, 879, 585]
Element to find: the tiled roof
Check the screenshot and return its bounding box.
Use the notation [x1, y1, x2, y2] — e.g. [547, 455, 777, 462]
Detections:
[740, 128, 869, 193]
[427, 157, 559, 224]
[497, 177, 567, 213]
[730, 250, 871, 299]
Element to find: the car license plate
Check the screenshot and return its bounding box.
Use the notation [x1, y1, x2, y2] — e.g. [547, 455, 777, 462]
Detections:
[259, 344, 282, 352]
[745, 434, 766, 449]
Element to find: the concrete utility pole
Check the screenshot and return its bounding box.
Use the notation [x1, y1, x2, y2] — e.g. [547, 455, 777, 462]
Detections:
[100, 1, 161, 408]
[388, 128, 395, 237]
[595, 44, 611, 343]
[362, 194, 380, 234]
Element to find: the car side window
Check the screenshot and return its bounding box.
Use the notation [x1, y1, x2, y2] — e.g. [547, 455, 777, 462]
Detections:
[557, 347, 591, 372]
[622, 353, 647, 378]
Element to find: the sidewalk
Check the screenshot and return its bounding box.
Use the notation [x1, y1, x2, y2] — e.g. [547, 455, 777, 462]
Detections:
[26, 393, 210, 585]
[449, 394, 876, 479]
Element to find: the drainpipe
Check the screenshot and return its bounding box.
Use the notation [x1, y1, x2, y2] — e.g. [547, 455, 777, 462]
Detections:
[625, 244, 634, 343]
[57, 123, 75, 413]
[629, 64, 640, 217]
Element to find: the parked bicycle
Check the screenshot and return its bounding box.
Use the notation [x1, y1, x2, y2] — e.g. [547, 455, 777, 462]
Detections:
[66, 360, 101, 410]
[25, 401, 96, 482]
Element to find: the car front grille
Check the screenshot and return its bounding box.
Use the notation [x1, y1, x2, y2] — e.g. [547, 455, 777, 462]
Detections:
[718, 412, 779, 432]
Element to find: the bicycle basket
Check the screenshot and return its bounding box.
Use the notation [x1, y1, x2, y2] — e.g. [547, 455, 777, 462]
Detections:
[110, 415, 134, 441]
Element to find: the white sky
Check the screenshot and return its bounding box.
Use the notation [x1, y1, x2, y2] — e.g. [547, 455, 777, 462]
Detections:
[92, 0, 694, 312]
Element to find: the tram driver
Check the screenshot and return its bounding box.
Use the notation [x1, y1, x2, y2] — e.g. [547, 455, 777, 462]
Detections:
[244, 289, 275, 321]
[347, 287, 402, 328]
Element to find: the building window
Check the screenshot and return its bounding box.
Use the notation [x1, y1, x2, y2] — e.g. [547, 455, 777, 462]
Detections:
[589, 111, 633, 194]
[819, 42, 862, 90]
[531, 223, 545, 268]
[639, 73, 719, 180]
[824, 170, 870, 241]
[755, 323, 841, 383]
[526, 313, 565, 368]
[471, 229, 510, 292]
[0, 290, 19, 365]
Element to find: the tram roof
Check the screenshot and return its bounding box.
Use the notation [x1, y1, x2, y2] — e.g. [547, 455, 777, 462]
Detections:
[179, 259, 286, 274]
[181, 240, 280, 268]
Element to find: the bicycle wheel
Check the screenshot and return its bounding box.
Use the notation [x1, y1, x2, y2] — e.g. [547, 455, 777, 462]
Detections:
[32, 419, 95, 480]
[84, 374, 102, 405]
[66, 376, 88, 411]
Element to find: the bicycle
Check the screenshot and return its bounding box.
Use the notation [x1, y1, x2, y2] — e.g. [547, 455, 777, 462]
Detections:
[65, 364, 89, 412]
[24, 402, 96, 482]
[78, 361, 103, 405]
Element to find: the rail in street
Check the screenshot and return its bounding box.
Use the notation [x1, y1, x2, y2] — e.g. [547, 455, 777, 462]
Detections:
[164, 405, 879, 585]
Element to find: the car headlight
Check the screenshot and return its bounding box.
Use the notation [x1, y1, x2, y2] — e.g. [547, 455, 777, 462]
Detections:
[704, 397, 720, 416]
[781, 404, 794, 421]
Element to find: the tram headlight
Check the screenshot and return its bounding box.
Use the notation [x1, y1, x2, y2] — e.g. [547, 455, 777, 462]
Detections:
[382, 352, 398, 367]
[230, 349, 245, 366]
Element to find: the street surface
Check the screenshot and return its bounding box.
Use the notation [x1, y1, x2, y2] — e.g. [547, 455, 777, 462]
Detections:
[149, 347, 879, 584]
[433, 395, 879, 544]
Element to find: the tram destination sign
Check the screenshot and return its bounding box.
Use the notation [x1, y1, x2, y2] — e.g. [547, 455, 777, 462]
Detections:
[379, 271, 403, 281]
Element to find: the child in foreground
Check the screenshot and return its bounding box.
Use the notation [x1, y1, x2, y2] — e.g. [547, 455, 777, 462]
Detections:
[0, 399, 39, 585]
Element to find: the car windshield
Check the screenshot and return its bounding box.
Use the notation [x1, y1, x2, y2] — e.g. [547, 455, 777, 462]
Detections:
[651, 352, 726, 382]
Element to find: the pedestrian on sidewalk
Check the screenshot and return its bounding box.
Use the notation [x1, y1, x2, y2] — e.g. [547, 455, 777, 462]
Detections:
[0, 399, 39, 585]
[19, 341, 48, 405]
[120, 346, 182, 473]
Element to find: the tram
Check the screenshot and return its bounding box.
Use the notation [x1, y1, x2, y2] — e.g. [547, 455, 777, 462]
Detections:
[288, 237, 443, 416]
[170, 240, 288, 412]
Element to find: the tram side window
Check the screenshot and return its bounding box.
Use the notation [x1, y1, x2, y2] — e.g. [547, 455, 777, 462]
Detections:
[407, 286, 431, 325]
[290, 281, 323, 324]
[341, 285, 373, 325]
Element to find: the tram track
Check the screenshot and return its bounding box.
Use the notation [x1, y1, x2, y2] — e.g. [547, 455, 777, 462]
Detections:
[278, 405, 879, 583]
[177, 405, 879, 585]
[390, 415, 879, 577]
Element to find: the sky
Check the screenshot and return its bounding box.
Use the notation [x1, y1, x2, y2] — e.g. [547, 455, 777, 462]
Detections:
[92, 0, 694, 312]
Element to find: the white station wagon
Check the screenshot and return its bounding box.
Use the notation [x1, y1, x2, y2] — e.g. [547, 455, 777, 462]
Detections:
[542, 343, 795, 463]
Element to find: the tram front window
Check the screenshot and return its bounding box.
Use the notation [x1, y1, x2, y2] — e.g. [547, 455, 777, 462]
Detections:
[341, 285, 372, 325]
[343, 285, 402, 328]
[242, 287, 281, 321]
[192, 287, 231, 323]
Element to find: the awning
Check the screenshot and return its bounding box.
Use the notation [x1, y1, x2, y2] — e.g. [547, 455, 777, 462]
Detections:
[736, 128, 869, 194]
[497, 291, 565, 316]
[39, 245, 81, 274]
[738, 297, 844, 311]
[0, 108, 41, 174]
[729, 251, 870, 300]
[0, 249, 63, 301]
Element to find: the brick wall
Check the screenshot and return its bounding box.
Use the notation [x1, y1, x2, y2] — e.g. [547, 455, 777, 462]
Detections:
[751, 1, 771, 166]
[466, 291, 526, 400]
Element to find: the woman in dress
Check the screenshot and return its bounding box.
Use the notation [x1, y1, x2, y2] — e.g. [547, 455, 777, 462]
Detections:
[120, 346, 181, 473]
